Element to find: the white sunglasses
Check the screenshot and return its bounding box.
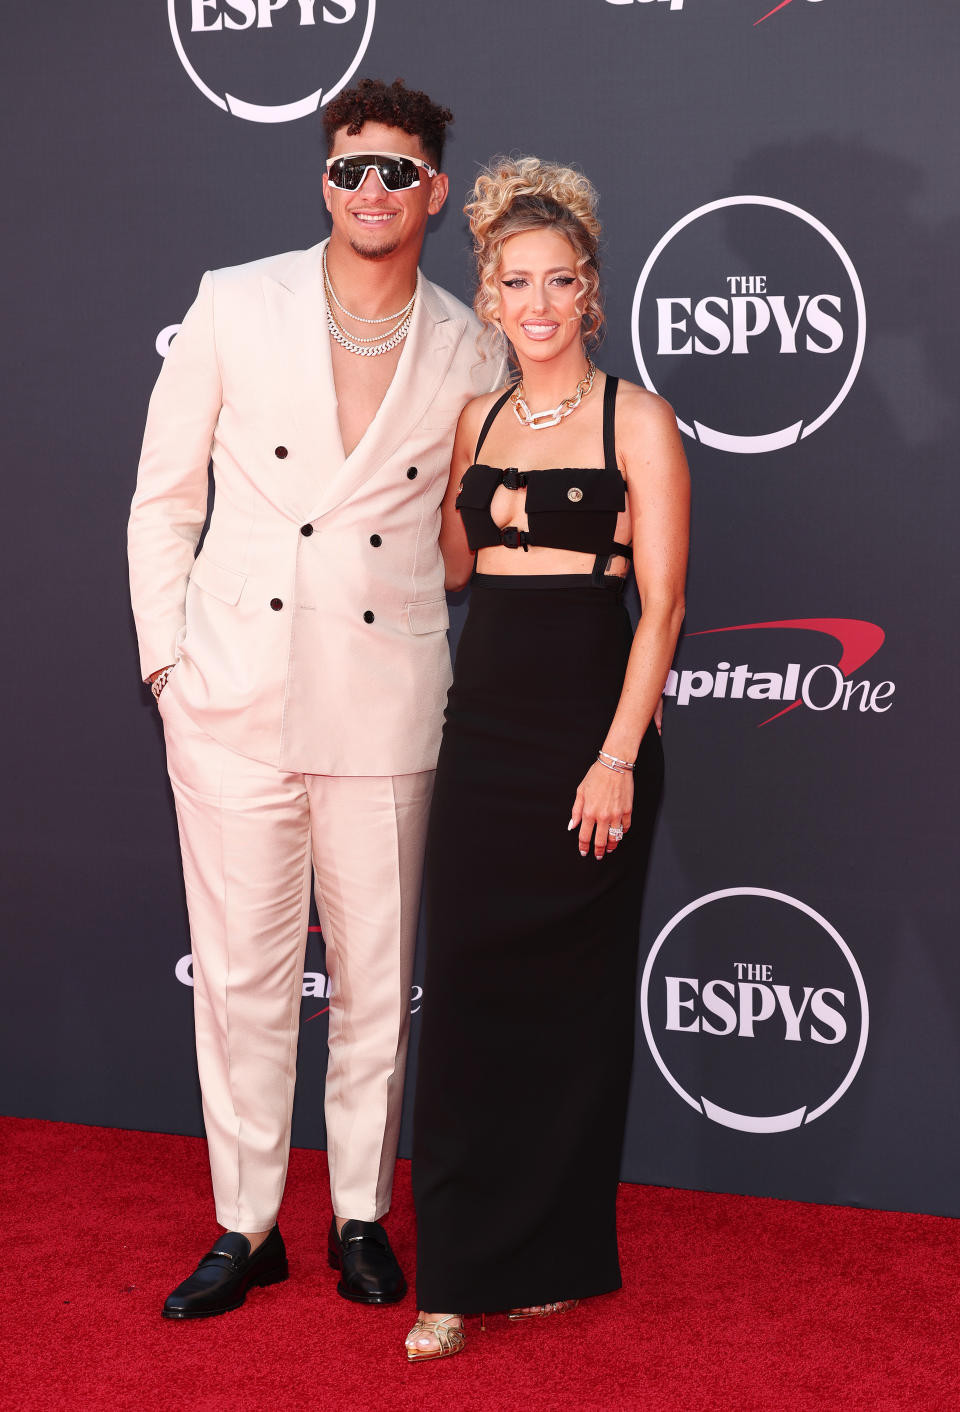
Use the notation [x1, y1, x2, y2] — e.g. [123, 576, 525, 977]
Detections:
[325, 151, 438, 193]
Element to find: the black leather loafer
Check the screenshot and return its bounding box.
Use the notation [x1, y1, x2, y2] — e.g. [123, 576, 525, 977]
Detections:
[162, 1226, 288, 1319]
[327, 1217, 407, 1305]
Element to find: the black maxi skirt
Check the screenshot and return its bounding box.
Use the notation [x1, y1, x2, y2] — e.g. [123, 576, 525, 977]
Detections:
[412, 572, 664, 1314]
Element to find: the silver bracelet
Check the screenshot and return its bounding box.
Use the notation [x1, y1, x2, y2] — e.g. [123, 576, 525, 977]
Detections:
[150, 664, 176, 701]
[596, 756, 625, 774]
[597, 750, 635, 774]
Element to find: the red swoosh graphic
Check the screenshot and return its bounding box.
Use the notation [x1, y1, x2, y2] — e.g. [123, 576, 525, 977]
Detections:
[685, 618, 885, 726]
[755, 0, 795, 22]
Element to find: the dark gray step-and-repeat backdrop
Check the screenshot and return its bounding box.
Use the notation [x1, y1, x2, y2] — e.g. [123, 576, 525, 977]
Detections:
[3, 2, 959, 1217]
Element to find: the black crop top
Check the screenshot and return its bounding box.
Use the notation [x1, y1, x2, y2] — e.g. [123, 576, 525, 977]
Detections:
[456, 374, 632, 580]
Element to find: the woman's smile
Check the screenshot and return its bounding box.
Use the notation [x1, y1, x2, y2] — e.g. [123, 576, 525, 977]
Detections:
[520, 319, 561, 339]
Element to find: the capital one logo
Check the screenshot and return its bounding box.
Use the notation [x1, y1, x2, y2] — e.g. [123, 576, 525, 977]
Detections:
[665, 617, 894, 726]
[168, 0, 374, 123]
[640, 889, 868, 1132]
[175, 953, 422, 1015]
[604, 0, 826, 18]
[632, 196, 865, 454]
[604, 1, 686, 11]
[756, 0, 824, 22]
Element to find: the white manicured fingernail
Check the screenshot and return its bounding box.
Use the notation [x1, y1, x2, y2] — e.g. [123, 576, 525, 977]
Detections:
[567, 819, 576, 831]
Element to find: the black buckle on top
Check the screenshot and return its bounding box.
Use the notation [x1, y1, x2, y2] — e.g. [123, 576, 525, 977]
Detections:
[500, 526, 530, 551]
[501, 467, 527, 491]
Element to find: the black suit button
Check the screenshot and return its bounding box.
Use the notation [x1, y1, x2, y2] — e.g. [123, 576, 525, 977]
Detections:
[300, 524, 314, 537]
[275, 446, 288, 459]
[369, 534, 382, 547]
[406, 466, 418, 480]
[363, 610, 375, 624]
[270, 598, 283, 611]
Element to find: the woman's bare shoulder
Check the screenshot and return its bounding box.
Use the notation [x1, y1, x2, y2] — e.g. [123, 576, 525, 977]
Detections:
[456, 385, 513, 449]
[611, 377, 679, 433]
[462, 385, 512, 423]
[612, 377, 688, 485]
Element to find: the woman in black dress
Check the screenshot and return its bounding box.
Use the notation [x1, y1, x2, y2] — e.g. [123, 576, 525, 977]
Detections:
[406, 158, 689, 1362]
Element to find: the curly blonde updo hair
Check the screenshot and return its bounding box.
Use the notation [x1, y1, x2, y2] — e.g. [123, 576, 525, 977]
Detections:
[465, 156, 604, 349]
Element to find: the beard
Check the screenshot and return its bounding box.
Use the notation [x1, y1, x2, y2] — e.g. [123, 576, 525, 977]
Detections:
[349, 233, 402, 261]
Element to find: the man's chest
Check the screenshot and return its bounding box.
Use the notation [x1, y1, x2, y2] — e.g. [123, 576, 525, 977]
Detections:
[330, 343, 404, 458]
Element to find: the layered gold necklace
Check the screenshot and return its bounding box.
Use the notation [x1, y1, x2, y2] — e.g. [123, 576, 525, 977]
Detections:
[322, 247, 416, 358]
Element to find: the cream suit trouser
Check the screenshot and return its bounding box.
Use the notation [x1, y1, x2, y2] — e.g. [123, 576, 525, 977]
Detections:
[158, 677, 432, 1232]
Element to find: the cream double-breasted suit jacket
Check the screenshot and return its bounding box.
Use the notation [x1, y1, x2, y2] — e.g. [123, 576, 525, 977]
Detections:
[129, 238, 501, 774]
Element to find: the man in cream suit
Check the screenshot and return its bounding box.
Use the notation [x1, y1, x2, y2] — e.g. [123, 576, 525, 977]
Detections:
[129, 79, 502, 1319]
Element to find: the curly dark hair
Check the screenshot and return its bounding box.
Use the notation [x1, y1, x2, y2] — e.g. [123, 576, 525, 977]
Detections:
[322, 78, 453, 169]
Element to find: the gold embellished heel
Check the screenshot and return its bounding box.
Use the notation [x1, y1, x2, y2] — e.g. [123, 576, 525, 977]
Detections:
[405, 1313, 466, 1363]
[508, 1299, 579, 1320]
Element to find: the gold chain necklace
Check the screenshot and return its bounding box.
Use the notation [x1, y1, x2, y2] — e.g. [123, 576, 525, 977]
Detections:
[322, 246, 416, 325]
[511, 359, 597, 430]
[325, 298, 414, 357]
[324, 286, 412, 344]
[323, 272, 416, 357]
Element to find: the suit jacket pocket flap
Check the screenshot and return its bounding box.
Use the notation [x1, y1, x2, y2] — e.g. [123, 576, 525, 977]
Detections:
[189, 554, 247, 606]
[406, 597, 449, 635]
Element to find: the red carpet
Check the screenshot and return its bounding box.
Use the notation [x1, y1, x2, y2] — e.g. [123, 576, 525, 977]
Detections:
[3, 1116, 959, 1411]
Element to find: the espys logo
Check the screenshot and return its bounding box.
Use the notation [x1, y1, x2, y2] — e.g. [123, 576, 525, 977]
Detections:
[641, 888, 868, 1132]
[664, 618, 894, 726]
[168, 0, 374, 123]
[632, 196, 865, 453]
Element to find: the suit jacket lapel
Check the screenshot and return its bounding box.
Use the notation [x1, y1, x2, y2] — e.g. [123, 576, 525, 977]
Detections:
[264, 239, 344, 518]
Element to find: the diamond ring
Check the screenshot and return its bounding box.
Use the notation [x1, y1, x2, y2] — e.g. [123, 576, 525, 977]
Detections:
[607, 825, 624, 842]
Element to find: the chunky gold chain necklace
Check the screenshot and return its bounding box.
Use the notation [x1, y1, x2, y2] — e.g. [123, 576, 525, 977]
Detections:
[511, 359, 597, 430]
[325, 290, 412, 344]
[325, 302, 414, 357]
